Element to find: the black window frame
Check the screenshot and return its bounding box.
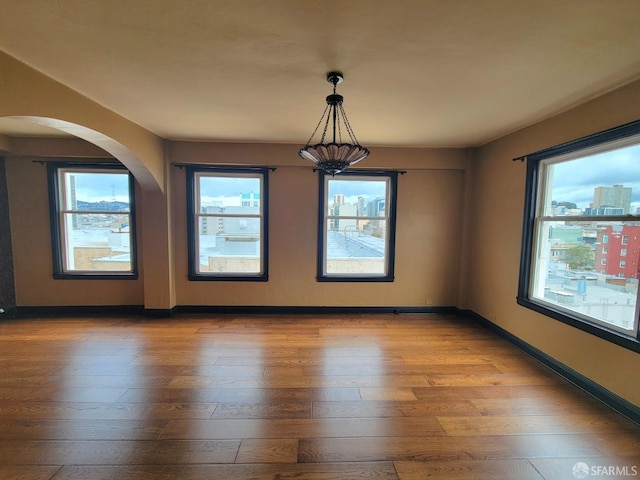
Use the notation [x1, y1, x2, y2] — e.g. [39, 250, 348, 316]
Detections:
[47, 161, 138, 280]
[186, 165, 269, 282]
[517, 120, 640, 353]
[317, 169, 399, 282]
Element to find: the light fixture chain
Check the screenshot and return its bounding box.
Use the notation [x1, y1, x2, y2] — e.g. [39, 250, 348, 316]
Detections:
[303, 104, 331, 146]
[319, 106, 331, 144]
[339, 104, 361, 145]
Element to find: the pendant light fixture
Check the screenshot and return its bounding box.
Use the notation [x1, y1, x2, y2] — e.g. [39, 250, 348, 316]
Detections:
[298, 72, 370, 175]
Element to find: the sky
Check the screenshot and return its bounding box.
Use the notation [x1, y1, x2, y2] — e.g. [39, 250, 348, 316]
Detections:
[198, 176, 389, 207]
[328, 178, 387, 205]
[550, 143, 640, 212]
[199, 176, 261, 206]
[70, 172, 264, 206]
[70, 172, 130, 203]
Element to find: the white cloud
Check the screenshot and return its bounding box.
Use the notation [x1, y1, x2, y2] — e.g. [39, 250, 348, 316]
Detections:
[550, 144, 640, 209]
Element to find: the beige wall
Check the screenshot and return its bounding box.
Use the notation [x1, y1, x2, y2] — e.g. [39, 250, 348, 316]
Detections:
[468, 79, 640, 406]
[170, 142, 469, 307]
[4, 141, 469, 309]
[0, 51, 164, 191]
[0, 51, 175, 311]
[5, 156, 144, 306]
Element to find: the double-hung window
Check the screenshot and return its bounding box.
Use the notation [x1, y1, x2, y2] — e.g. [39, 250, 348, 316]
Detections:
[518, 120, 640, 351]
[318, 170, 398, 281]
[186, 166, 268, 281]
[48, 163, 137, 278]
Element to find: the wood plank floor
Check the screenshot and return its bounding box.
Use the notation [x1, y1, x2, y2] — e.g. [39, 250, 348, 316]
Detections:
[0, 313, 638, 479]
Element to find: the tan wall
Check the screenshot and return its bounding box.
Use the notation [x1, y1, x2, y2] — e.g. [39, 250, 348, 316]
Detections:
[171, 142, 468, 307]
[5, 156, 144, 306]
[5, 141, 468, 309]
[0, 51, 164, 191]
[468, 79, 640, 406]
[0, 51, 174, 311]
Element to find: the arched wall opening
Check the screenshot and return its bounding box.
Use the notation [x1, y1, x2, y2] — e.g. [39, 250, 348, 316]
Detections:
[2, 115, 162, 192]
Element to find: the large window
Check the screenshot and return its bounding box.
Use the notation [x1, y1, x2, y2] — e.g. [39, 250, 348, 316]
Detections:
[518, 120, 640, 351]
[48, 163, 137, 278]
[186, 166, 268, 281]
[318, 170, 398, 281]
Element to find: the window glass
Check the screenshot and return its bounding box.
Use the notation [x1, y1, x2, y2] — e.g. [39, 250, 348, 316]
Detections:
[520, 126, 640, 345]
[48, 164, 136, 277]
[318, 171, 398, 281]
[187, 167, 268, 281]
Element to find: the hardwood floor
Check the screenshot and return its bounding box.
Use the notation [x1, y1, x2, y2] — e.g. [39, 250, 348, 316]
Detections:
[0, 313, 638, 479]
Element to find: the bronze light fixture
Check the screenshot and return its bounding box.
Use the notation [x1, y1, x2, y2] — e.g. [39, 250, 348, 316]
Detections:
[298, 72, 370, 175]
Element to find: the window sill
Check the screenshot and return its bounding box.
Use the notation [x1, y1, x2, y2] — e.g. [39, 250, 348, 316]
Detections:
[53, 272, 138, 280]
[188, 274, 268, 282]
[516, 296, 640, 353]
[317, 276, 395, 282]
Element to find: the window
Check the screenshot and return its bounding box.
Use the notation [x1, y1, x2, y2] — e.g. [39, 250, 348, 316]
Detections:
[186, 166, 268, 281]
[318, 170, 398, 281]
[518, 120, 640, 351]
[47, 163, 137, 278]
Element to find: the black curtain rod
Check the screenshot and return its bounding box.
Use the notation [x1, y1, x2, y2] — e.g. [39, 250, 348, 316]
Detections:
[313, 168, 407, 175]
[512, 118, 640, 163]
[173, 163, 276, 171]
[32, 159, 120, 165]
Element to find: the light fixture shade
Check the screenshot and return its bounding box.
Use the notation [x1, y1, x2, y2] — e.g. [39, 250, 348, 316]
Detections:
[299, 142, 370, 175]
[299, 72, 370, 175]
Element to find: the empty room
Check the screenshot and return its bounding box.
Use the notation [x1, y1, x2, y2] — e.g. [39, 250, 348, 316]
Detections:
[0, 1, 639, 479]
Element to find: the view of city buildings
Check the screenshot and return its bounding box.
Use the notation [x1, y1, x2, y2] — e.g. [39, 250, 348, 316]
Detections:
[58, 170, 133, 273]
[198, 195, 262, 274]
[67, 211, 132, 271]
[195, 182, 390, 276]
[536, 183, 639, 331]
[324, 181, 389, 275]
[328, 192, 386, 238]
[592, 184, 632, 214]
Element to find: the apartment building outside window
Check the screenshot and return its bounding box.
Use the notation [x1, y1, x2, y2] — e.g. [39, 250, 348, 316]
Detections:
[317, 170, 398, 282]
[518, 120, 640, 352]
[186, 166, 269, 281]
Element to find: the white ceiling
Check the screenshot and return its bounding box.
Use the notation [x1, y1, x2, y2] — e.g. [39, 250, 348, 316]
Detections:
[1, 0, 640, 147]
